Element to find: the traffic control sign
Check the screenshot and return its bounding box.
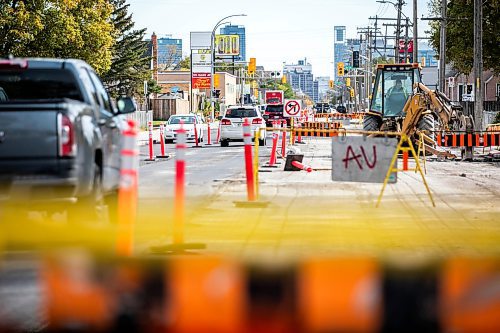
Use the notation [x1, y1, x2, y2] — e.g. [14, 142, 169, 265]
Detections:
[284, 99, 301, 118]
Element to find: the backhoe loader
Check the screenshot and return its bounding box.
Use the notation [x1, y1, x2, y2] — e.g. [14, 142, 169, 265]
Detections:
[363, 63, 472, 153]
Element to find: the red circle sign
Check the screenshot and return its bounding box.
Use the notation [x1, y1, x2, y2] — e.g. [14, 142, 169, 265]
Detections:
[285, 100, 300, 116]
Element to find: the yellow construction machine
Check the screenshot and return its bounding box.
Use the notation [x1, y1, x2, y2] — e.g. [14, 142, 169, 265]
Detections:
[363, 63, 472, 151]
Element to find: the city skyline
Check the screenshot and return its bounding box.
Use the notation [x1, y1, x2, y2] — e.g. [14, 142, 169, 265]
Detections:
[127, 0, 431, 77]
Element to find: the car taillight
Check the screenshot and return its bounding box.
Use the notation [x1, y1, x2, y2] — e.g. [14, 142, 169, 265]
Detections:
[264, 111, 270, 115]
[252, 118, 263, 124]
[58, 114, 75, 157]
[221, 119, 232, 125]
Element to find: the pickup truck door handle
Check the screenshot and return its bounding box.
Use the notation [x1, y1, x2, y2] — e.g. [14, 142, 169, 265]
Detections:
[98, 119, 117, 129]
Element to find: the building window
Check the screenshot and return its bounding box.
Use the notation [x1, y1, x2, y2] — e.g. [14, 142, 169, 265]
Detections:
[336, 29, 344, 42]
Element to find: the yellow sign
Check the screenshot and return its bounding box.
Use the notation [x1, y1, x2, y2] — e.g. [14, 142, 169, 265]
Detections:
[248, 57, 256, 74]
[337, 62, 344, 77]
[346, 78, 351, 87]
[215, 35, 240, 56]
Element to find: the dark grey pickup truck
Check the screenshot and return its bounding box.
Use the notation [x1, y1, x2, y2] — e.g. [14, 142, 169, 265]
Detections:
[0, 58, 136, 222]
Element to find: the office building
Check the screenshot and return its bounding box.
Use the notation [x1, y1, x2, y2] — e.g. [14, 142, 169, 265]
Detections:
[148, 34, 183, 70]
[283, 59, 314, 100]
[313, 80, 319, 103]
[316, 76, 330, 101]
[334, 26, 347, 82]
[220, 24, 246, 62]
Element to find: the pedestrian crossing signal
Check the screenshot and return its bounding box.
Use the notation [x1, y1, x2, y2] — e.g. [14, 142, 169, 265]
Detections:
[337, 62, 344, 77]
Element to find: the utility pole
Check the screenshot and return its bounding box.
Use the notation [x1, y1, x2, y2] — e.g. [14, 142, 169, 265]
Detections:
[413, 0, 418, 63]
[438, 0, 447, 92]
[395, 0, 403, 62]
[404, 17, 409, 62]
[473, 0, 483, 131]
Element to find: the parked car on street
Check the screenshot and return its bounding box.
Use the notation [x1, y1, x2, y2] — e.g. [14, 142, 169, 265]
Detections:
[219, 106, 267, 147]
[335, 105, 347, 113]
[0, 58, 136, 222]
[164, 114, 204, 143]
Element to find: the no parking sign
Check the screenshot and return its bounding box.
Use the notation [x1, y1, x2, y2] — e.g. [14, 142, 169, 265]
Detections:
[283, 100, 301, 118]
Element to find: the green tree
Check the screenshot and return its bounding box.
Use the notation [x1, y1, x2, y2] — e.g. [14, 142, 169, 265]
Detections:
[429, 0, 500, 74]
[178, 56, 191, 70]
[101, 0, 150, 97]
[147, 78, 162, 95]
[0, 0, 114, 74]
[260, 79, 296, 99]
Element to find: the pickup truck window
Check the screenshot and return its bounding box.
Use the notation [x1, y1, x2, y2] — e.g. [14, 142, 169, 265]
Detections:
[79, 68, 99, 107]
[87, 70, 113, 115]
[0, 69, 83, 102]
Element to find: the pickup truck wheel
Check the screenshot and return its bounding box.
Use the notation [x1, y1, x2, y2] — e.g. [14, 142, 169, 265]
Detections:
[68, 164, 107, 224]
[221, 140, 229, 147]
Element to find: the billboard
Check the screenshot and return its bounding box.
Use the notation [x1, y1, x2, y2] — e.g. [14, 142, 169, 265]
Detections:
[215, 35, 240, 56]
[398, 40, 413, 53]
[191, 49, 212, 90]
[192, 73, 211, 89]
[191, 49, 212, 72]
[190, 32, 211, 49]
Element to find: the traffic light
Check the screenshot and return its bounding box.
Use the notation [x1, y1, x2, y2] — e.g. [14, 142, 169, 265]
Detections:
[248, 57, 256, 74]
[329, 80, 334, 89]
[337, 62, 344, 77]
[281, 75, 287, 84]
[352, 51, 360, 68]
[213, 74, 219, 87]
[350, 88, 354, 98]
[346, 78, 351, 87]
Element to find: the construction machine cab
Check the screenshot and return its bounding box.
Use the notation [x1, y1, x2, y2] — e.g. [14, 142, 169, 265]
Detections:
[370, 63, 422, 117]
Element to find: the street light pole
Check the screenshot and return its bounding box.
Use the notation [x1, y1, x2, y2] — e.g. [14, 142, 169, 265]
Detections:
[210, 14, 247, 120]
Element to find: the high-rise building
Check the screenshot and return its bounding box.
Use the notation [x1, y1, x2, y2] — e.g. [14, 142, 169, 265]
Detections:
[220, 25, 246, 62]
[334, 26, 347, 82]
[148, 34, 183, 70]
[313, 80, 319, 103]
[283, 59, 314, 100]
[316, 76, 330, 101]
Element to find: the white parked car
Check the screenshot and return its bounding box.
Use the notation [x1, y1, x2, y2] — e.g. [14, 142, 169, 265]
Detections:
[219, 106, 267, 147]
[164, 114, 204, 143]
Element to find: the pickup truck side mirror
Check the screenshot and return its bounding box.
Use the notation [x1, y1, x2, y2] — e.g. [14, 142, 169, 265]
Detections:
[116, 97, 136, 114]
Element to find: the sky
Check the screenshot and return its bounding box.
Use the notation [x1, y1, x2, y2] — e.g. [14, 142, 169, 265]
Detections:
[127, 0, 432, 77]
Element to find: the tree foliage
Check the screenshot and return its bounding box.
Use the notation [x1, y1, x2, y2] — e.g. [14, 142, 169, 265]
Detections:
[429, 0, 500, 74]
[0, 0, 114, 74]
[260, 79, 296, 99]
[101, 0, 150, 97]
[178, 56, 191, 70]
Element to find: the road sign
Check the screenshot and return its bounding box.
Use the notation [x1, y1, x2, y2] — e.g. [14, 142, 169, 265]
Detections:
[332, 137, 398, 183]
[284, 99, 301, 118]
